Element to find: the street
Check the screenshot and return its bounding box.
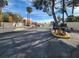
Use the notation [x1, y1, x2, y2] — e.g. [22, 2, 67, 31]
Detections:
[0, 30, 79, 58]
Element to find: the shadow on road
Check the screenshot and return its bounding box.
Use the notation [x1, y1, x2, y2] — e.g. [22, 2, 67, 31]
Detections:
[0, 31, 78, 58]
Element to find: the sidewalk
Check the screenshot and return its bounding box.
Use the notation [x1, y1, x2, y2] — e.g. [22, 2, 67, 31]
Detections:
[59, 32, 79, 47]
[0, 22, 32, 33]
[0, 26, 32, 33]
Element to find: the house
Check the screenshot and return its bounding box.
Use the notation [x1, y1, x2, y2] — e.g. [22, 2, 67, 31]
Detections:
[22, 18, 32, 26]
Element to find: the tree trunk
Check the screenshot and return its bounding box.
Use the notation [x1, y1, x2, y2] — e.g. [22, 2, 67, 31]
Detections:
[51, 0, 57, 24]
[72, 0, 75, 23]
[62, 0, 65, 24]
[72, 0, 74, 16]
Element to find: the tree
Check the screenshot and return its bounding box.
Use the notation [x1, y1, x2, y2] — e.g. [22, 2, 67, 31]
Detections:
[0, 0, 8, 26]
[66, 0, 79, 23]
[33, 0, 57, 24]
[62, 0, 66, 23]
[67, 0, 79, 15]
[26, 7, 32, 19]
[13, 13, 23, 27]
[62, 0, 69, 23]
[8, 12, 15, 23]
[55, 0, 69, 24]
[66, 15, 79, 22]
[3, 12, 9, 22]
[26, 7, 32, 26]
[0, 0, 8, 12]
[33, 0, 68, 24]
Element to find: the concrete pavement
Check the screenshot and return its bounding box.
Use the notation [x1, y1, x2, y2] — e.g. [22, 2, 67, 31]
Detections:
[59, 32, 79, 47]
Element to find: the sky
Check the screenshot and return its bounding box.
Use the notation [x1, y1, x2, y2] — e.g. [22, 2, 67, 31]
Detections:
[2, 0, 79, 23]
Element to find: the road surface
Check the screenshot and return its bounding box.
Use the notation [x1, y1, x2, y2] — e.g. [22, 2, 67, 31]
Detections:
[0, 30, 79, 58]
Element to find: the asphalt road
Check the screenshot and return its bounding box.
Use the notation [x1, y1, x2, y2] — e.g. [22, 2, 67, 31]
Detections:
[0, 30, 79, 58]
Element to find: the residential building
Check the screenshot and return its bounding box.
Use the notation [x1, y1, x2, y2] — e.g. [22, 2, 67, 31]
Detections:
[22, 18, 32, 26]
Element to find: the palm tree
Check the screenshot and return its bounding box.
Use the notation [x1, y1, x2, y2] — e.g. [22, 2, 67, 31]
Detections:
[26, 7, 32, 19]
[26, 7, 32, 26]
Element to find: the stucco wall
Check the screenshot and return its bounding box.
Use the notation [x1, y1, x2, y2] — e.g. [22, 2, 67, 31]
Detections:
[67, 22, 79, 30]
